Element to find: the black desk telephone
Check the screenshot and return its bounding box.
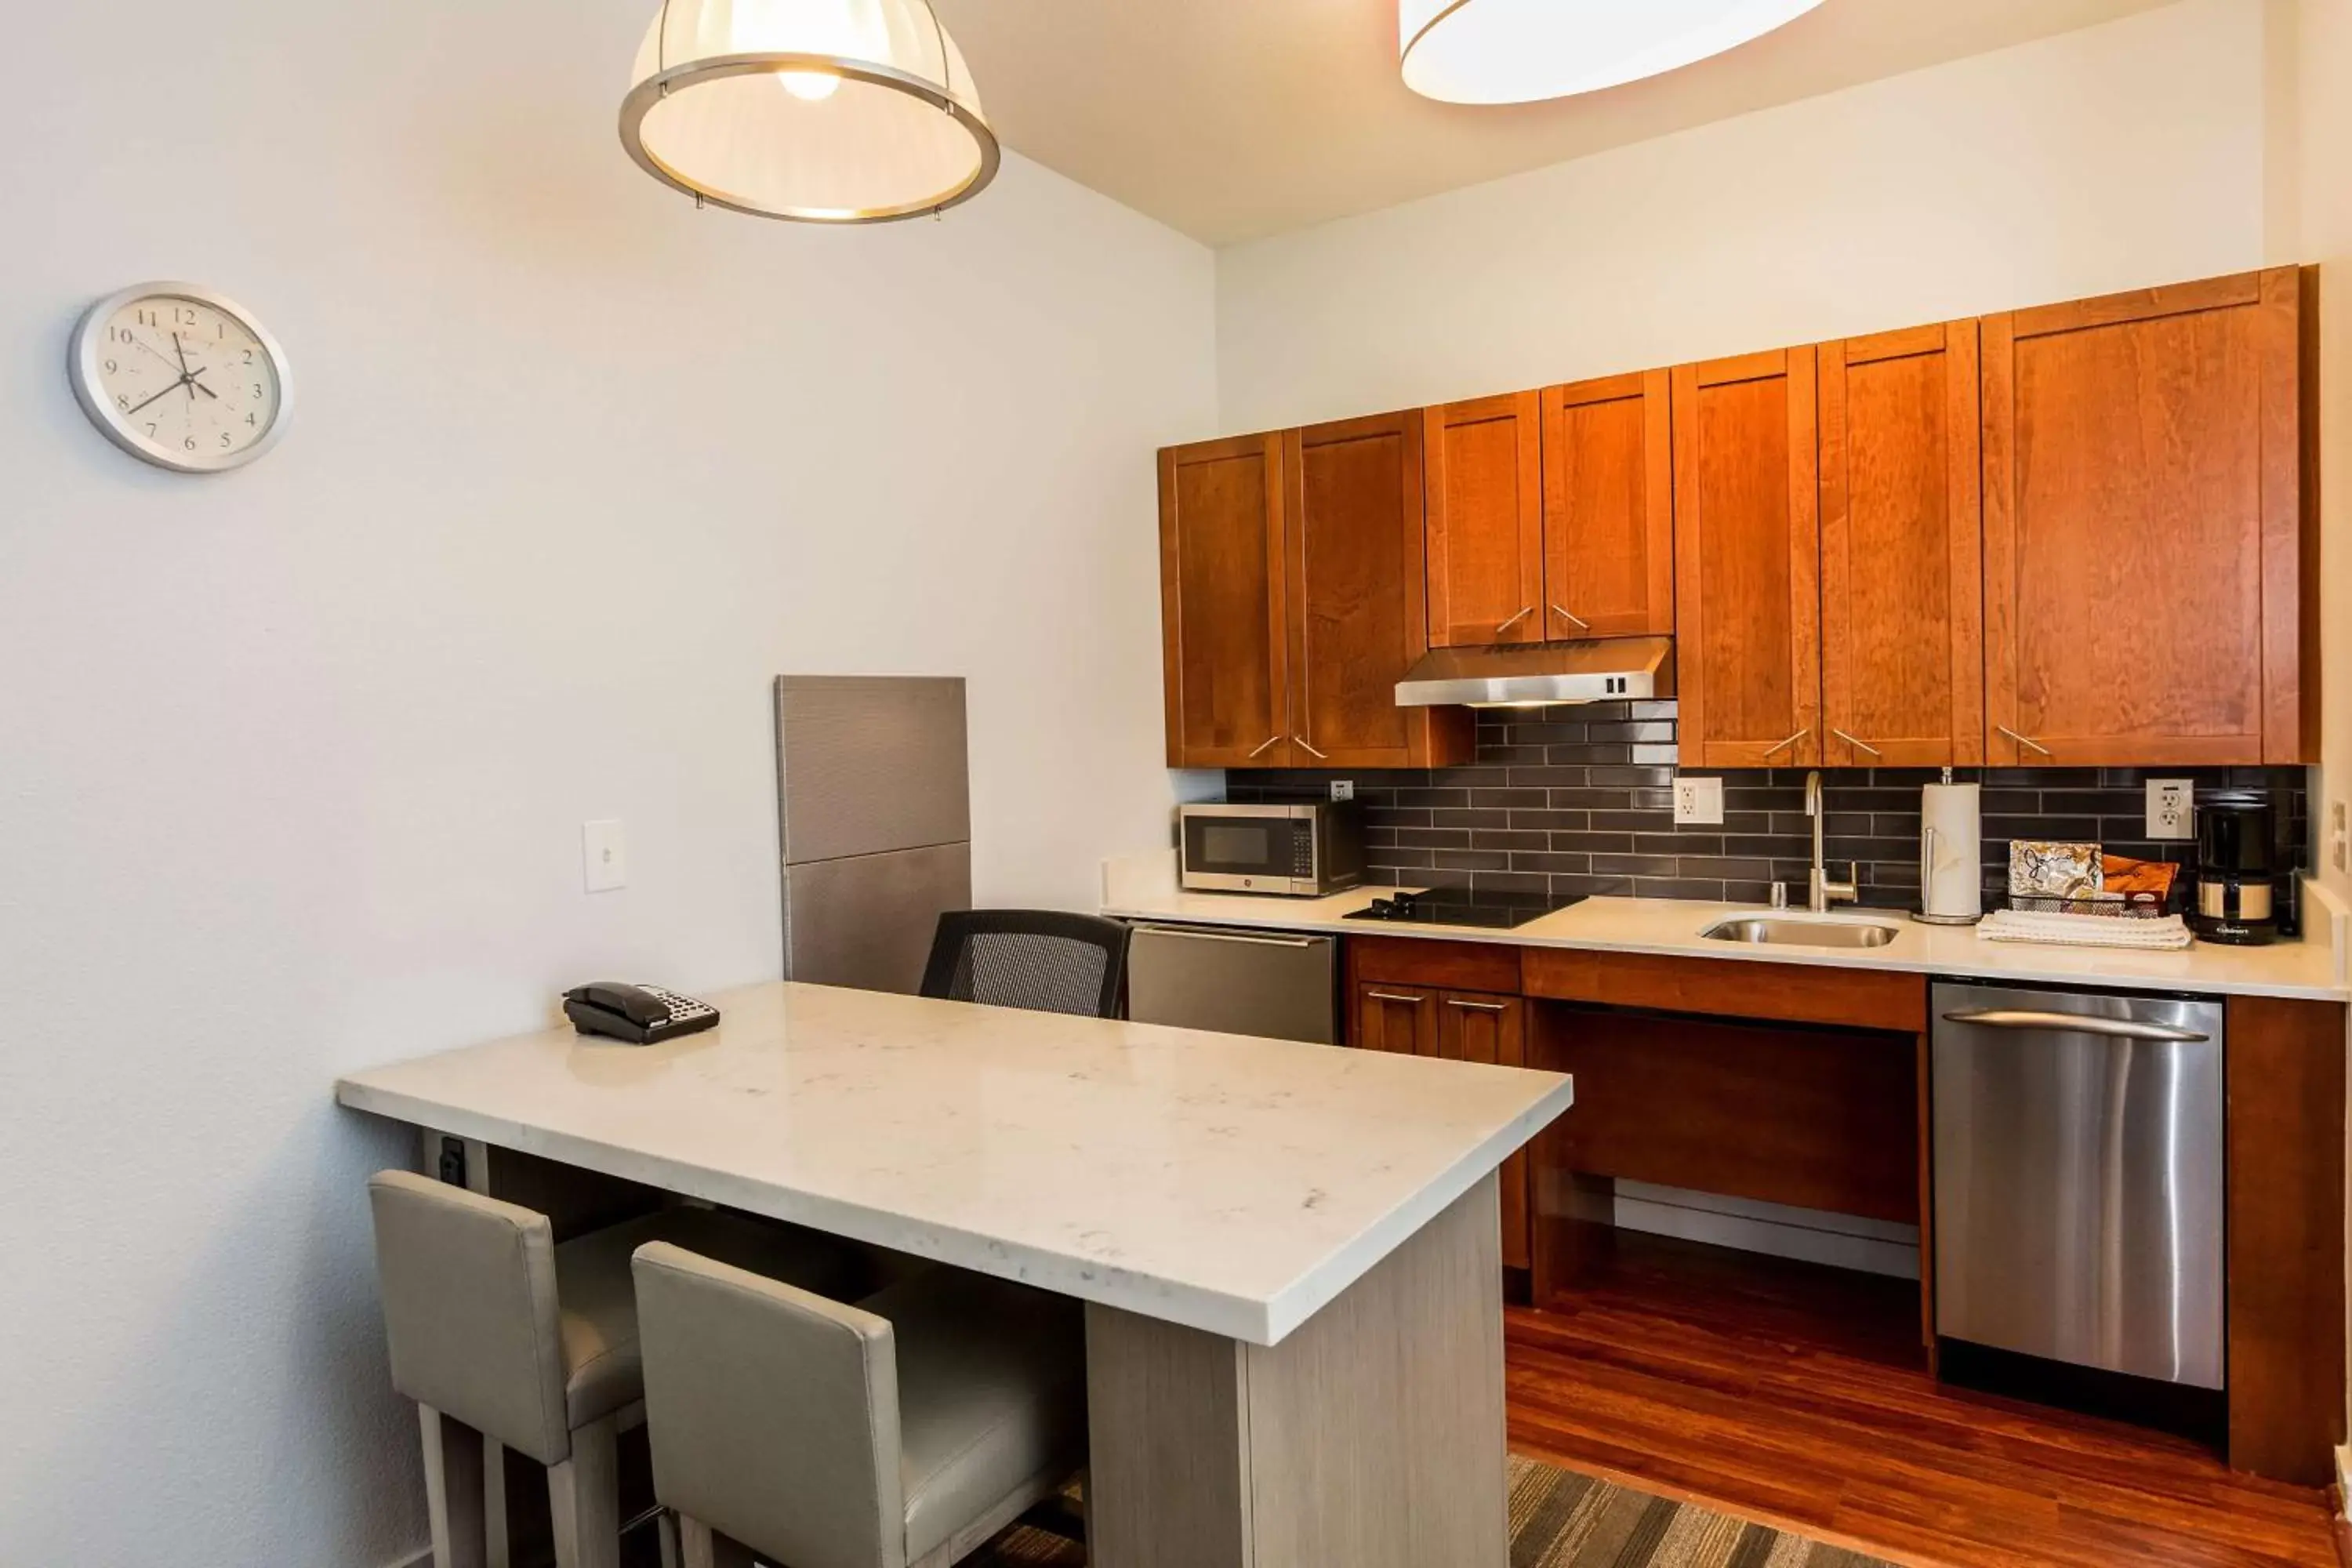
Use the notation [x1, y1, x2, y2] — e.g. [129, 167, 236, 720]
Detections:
[562, 982, 720, 1045]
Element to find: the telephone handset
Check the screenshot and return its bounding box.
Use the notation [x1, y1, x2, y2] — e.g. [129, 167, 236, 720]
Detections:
[561, 982, 720, 1045]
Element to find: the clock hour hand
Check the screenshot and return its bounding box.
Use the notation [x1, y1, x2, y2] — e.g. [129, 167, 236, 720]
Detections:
[187, 372, 219, 400]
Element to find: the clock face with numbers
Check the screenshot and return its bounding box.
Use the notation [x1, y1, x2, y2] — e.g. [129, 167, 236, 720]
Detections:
[70, 282, 292, 473]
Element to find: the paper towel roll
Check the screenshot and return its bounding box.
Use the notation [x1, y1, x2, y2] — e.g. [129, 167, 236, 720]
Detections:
[1919, 782, 1983, 923]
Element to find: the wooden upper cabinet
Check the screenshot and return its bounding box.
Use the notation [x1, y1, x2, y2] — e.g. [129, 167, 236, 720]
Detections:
[1982, 268, 2313, 765]
[1818, 323, 1986, 768]
[1158, 434, 1291, 768]
[1542, 371, 1675, 640]
[1672, 349, 1823, 768]
[1287, 412, 1472, 768]
[1423, 394, 1544, 647]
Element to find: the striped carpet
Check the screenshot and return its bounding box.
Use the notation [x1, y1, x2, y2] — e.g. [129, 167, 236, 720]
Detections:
[964, 1454, 1900, 1567]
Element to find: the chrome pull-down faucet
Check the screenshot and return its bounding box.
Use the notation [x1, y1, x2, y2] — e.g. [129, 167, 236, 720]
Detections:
[1805, 770, 1859, 913]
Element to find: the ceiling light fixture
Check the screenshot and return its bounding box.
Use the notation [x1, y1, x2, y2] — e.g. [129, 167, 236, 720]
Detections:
[1399, 0, 1828, 106]
[619, 0, 1000, 223]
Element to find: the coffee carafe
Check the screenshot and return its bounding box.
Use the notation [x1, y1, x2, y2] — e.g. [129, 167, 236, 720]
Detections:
[2187, 796, 2278, 946]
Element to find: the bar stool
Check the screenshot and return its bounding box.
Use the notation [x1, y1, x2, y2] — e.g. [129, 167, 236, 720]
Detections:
[632, 1241, 1087, 1568]
[366, 1172, 868, 1568]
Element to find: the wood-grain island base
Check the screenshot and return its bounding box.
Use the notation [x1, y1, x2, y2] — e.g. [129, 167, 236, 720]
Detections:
[1083, 1174, 1508, 1568]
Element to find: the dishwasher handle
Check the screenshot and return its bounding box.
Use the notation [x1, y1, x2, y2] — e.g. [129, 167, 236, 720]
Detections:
[1940, 1008, 2211, 1044]
[1129, 924, 1325, 949]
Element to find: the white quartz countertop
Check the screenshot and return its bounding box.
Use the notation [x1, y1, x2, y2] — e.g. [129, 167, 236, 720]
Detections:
[1103, 884, 2349, 1001]
[336, 982, 1572, 1346]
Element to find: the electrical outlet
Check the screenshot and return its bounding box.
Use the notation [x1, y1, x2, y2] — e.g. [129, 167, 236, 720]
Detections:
[2144, 780, 2194, 840]
[582, 819, 627, 892]
[2331, 801, 2347, 873]
[1673, 775, 1724, 826]
[1329, 779, 1355, 802]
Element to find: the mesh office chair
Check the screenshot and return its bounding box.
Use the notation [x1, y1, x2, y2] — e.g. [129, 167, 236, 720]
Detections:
[918, 910, 1131, 1019]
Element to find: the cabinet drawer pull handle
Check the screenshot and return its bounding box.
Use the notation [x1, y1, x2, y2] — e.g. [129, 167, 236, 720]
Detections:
[1246, 734, 1283, 759]
[1367, 991, 1426, 1004]
[1495, 606, 1534, 636]
[1831, 728, 1882, 757]
[1550, 604, 1591, 633]
[1996, 725, 2053, 758]
[1292, 735, 1329, 760]
[1445, 999, 1508, 1013]
[1761, 728, 1809, 759]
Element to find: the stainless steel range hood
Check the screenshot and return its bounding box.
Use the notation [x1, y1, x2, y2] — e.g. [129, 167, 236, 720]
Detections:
[1394, 636, 1675, 708]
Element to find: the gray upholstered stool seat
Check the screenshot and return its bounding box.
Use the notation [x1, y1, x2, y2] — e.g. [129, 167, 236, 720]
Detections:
[633, 1242, 1087, 1568]
[366, 1171, 867, 1568]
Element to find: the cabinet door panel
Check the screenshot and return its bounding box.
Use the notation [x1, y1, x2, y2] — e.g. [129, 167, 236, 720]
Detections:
[1287, 413, 1456, 768]
[1541, 371, 1674, 639]
[1438, 992, 1531, 1271]
[1672, 350, 1822, 768]
[1354, 982, 1438, 1057]
[1982, 269, 2307, 765]
[1425, 393, 1543, 647]
[1158, 434, 1290, 768]
[1819, 323, 1984, 767]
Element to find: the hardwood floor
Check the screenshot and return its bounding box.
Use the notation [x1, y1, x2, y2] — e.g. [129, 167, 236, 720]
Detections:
[1505, 1234, 2339, 1568]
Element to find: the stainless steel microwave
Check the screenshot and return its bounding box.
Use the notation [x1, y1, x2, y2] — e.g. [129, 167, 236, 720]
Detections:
[1178, 803, 1364, 896]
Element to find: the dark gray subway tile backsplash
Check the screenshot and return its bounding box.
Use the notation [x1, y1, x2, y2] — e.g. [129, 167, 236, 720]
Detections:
[1220, 702, 2307, 920]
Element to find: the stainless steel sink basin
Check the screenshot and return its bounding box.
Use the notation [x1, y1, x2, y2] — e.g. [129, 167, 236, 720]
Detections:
[1700, 916, 1903, 949]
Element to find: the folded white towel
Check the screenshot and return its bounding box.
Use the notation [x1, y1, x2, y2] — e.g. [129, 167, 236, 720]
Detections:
[1977, 909, 2194, 951]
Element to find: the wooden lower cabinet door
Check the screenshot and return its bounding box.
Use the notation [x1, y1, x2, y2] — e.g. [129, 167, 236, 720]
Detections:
[1354, 981, 1439, 1056]
[1425, 393, 1544, 648]
[1818, 323, 1985, 768]
[1541, 370, 1675, 640]
[1981, 268, 2310, 765]
[1439, 991, 1532, 1271]
[1672, 349, 1823, 768]
[1158, 434, 1291, 768]
[1287, 414, 1472, 768]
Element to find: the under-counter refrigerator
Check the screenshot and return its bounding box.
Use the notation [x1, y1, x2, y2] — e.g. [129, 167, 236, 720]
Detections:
[774, 674, 971, 994]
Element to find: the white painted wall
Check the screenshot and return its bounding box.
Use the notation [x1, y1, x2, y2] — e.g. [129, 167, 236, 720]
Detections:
[1216, 0, 2276, 431]
[0, 3, 1214, 1563]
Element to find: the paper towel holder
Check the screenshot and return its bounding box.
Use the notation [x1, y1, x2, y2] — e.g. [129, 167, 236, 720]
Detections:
[1911, 767, 1986, 927]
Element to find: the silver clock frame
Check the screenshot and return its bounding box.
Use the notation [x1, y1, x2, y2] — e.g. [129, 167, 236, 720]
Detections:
[70, 281, 294, 474]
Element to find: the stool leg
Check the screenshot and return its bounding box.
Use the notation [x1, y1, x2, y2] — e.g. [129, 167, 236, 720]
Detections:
[417, 1405, 488, 1568]
[677, 1517, 716, 1568]
[657, 1512, 681, 1568]
[483, 1439, 510, 1568]
[547, 1412, 621, 1568]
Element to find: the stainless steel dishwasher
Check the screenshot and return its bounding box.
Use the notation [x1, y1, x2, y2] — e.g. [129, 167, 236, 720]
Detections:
[1124, 923, 1338, 1044]
[1931, 982, 2224, 1388]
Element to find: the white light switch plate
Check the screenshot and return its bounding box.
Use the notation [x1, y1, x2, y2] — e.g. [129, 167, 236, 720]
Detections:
[2145, 780, 2194, 840]
[1329, 779, 1355, 802]
[1674, 775, 1724, 826]
[582, 819, 627, 892]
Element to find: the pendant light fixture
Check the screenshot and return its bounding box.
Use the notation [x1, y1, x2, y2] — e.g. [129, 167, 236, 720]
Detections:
[619, 0, 999, 223]
[1400, 0, 1827, 106]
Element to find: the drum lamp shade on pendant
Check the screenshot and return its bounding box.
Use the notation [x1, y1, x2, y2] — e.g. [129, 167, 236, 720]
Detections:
[1399, 0, 1828, 105]
[619, 0, 1000, 223]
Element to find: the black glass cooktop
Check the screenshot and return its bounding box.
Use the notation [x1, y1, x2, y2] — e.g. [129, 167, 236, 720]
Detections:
[1342, 889, 1587, 930]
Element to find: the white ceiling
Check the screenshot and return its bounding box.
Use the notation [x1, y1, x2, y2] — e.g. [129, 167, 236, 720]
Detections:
[932, 0, 2183, 246]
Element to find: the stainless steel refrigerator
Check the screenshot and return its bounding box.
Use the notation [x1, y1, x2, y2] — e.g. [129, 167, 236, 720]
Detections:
[775, 675, 971, 994]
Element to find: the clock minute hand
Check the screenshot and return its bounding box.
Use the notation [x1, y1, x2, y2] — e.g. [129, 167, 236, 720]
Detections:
[124, 378, 187, 417]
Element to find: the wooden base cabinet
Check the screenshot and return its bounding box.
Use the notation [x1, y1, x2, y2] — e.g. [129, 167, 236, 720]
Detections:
[1346, 938, 1530, 1270]
[1157, 434, 1292, 768]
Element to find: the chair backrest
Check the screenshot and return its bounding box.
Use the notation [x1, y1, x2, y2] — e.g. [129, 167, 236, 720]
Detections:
[365, 1171, 573, 1465]
[633, 1241, 906, 1568]
[917, 909, 1131, 1018]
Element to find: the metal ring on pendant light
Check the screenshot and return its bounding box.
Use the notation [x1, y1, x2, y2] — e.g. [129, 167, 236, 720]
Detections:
[619, 0, 1000, 223]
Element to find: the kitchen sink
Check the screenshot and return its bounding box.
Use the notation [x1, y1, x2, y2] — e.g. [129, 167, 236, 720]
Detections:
[1700, 916, 1903, 949]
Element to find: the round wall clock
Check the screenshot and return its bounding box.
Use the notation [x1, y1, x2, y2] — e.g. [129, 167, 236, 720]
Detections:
[70, 281, 292, 473]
